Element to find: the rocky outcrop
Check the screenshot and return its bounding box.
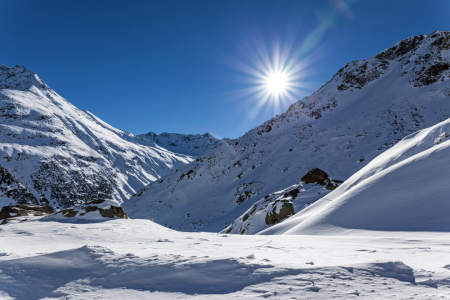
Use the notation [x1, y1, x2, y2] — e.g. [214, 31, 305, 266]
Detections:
[56, 199, 128, 219]
[0, 164, 40, 206]
[301, 168, 330, 184]
[265, 202, 295, 225]
[0, 204, 53, 224]
[301, 168, 344, 191]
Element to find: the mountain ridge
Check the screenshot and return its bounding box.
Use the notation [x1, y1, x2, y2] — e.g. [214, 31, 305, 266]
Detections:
[0, 65, 195, 210]
[137, 131, 222, 157]
[124, 30, 450, 233]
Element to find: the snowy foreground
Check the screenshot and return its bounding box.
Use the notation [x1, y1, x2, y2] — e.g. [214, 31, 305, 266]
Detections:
[1, 217, 450, 299]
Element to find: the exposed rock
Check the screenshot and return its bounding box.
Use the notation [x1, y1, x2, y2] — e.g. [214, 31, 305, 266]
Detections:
[265, 202, 295, 225]
[0, 204, 53, 224]
[283, 188, 301, 199]
[325, 182, 338, 191]
[412, 62, 450, 87]
[301, 169, 329, 185]
[57, 199, 129, 219]
[302, 169, 344, 191]
[0, 164, 40, 206]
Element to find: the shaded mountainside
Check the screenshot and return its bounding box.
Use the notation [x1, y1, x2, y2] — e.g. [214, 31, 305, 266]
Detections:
[0, 65, 194, 210]
[262, 116, 450, 235]
[137, 131, 223, 157]
[124, 30, 450, 233]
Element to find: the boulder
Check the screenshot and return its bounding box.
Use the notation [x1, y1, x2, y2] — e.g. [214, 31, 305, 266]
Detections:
[265, 202, 295, 225]
[301, 168, 329, 185]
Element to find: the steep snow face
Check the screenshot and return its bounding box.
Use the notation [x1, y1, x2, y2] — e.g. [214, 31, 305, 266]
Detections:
[0, 65, 194, 210]
[261, 116, 450, 235]
[137, 131, 222, 157]
[124, 31, 450, 232]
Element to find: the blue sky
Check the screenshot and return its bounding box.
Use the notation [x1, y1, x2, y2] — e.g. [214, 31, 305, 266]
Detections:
[0, 0, 449, 139]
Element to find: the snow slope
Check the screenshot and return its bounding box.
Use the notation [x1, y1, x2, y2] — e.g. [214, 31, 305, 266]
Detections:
[222, 169, 345, 235]
[261, 115, 450, 235]
[124, 31, 450, 232]
[1, 215, 450, 299]
[137, 131, 222, 157]
[0, 65, 194, 210]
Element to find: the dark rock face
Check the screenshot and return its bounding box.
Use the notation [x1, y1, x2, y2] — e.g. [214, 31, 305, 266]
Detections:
[375, 35, 425, 61]
[31, 159, 114, 209]
[337, 31, 450, 91]
[283, 188, 300, 199]
[265, 202, 295, 225]
[302, 169, 343, 191]
[0, 65, 49, 90]
[301, 168, 329, 185]
[325, 182, 338, 191]
[412, 62, 450, 87]
[337, 60, 387, 91]
[0, 204, 53, 221]
[0, 164, 40, 205]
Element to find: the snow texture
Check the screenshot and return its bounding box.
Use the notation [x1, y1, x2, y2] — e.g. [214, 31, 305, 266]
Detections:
[1, 216, 450, 299]
[124, 31, 450, 233]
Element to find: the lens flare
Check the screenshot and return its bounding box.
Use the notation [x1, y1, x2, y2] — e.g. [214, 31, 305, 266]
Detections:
[227, 0, 358, 121]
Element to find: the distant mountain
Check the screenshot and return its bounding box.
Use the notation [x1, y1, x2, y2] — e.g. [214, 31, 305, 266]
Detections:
[124, 30, 450, 233]
[0, 65, 194, 209]
[137, 132, 222, 157]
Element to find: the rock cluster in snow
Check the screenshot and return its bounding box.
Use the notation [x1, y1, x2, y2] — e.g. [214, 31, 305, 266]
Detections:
[262, 116, 450, 235]
[222, 168, 344, 235]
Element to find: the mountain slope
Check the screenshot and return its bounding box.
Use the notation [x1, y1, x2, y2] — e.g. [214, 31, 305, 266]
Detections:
[137, 131, 222, 157]
[261, 116, 450, 235]
[0, 65, 194, 210]
[124, 30, 450, 232]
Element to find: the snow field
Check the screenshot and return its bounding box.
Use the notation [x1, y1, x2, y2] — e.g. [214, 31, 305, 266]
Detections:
[1, 216, 450, 299]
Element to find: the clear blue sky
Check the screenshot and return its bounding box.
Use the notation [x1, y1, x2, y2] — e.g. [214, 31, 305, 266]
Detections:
[0, 0, 448, 139]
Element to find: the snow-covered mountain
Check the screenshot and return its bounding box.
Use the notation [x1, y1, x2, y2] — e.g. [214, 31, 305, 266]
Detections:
[262, 116, 450, 235]
[137, 131, 222, 157]
[0, 65, 194, 210]
[124, 30, 450, 233]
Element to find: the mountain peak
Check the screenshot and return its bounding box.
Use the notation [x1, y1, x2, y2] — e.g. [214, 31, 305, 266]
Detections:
[124, 31, 450, 232]
[311, 30, 447, 95]
[138, 131, 221, 157]
[0, 65, 49, 91]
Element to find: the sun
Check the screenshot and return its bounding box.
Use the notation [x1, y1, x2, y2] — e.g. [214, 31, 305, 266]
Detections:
[265, 72, 288, 95]
[230, 39, 312, 120]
